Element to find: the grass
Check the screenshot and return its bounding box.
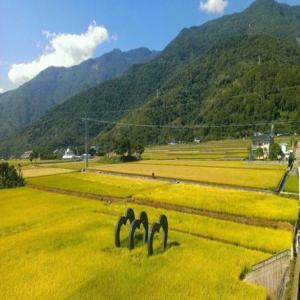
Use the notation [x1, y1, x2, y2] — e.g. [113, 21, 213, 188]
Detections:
[28, 172, 298, 223]
[87, 162, 284, 190]
[285, 174, 298, 193]
[0, 187, 270, 299]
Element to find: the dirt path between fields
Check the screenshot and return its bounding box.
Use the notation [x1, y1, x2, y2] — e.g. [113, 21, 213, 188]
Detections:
[28, 183, 292, 230]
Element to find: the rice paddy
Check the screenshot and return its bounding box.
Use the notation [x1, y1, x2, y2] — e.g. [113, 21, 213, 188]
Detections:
[0, 187, 278, 299]
[2, 138, 297, 299]
[143, 140, 249, 160]
[87, 162, 284, 190]
[28, 172, 298, 223]
[22, 167, 76, 178]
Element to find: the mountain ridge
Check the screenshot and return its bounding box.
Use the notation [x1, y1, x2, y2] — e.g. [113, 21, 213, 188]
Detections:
[0, 47, 158, 138]
[1, 0, 300, 156]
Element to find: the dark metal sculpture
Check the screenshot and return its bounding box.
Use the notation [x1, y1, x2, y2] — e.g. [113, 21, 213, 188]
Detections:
[148, 215, 168, 255]
[114, 208, 135, 247]
[128, 211, 149, 250]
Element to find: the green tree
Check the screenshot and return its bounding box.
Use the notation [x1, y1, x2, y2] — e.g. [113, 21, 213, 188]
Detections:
[255, 147, 264, 159]
[114, 138, 132, 157]
[29, 151, 39, 163]
[133, 141, 145, 160]
[269, 143, 283, 160]
[0, 163, 25, 189]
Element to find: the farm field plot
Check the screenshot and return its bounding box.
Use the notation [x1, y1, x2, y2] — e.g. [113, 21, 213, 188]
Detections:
[143, 139, 250, 160]
[285, 174, 298, 193]
[22, 167, 76, 178]
[28, 173, 298, 224]
[135, 159, 286, 171]
[88, 162, 284, 190]
[0, 187, 271, 299]
[3, 159, 61, 167]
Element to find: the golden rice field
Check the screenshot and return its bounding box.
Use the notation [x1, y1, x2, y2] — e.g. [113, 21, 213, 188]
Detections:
[2, 159, 61, 167]
[0, 187, 272, 299]
[87, 162, 284, 189]
[22, 166, 76, 178]
[28, 172, 298, 223]
[135, 159, 286, 170]
[143, 139, 250, 160]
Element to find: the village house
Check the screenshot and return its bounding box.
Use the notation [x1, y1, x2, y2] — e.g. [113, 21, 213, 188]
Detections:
[251, 133, 274, 159]
[62, 148, 80, 161]
[21, 150, 33, 159]
[280, 143, 294, 160]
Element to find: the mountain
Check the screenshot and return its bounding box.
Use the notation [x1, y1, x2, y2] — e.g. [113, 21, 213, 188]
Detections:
[0, 47, 158, 138]
[96, 35, 300, 147]
[1, 0, 300, 157]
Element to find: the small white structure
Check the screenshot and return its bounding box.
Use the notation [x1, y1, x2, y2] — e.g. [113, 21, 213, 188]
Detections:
[280, 143, 288, 155]
[62, 148, 81, 161]
[21, 150, 33, 159]
[280, 143, 293, 160]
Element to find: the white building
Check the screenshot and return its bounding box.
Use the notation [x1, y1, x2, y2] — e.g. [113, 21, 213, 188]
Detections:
[280, 143, 293, 160]
[62, 148, 81, 161]
[251, 133, 274, 159]
[21, 150, 33, 159]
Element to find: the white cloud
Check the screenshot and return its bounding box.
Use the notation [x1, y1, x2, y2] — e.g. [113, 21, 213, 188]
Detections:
[8, 22, 109, 86]
[199, 0, 228, 13]
[0, 88, 4, 93]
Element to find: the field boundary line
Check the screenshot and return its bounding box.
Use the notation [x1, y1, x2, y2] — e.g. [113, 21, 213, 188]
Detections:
[129, 198, 292, 230]
[27, 183, 292, 230]
[87, 169, 277, 194]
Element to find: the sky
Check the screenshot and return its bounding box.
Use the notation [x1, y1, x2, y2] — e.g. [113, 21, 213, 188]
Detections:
[0, 0, 299, 92]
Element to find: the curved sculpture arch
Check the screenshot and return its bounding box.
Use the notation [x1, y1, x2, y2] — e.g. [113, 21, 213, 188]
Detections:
[114, 208, 135, 247]
[128, 211, 149, 250]
[148, 215, 168, 255]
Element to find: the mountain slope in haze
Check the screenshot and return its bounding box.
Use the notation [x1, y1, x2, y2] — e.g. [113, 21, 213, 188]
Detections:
[96, 35, 300, 147]
[1, 0, 300, 156]
[0, 47, 158, 138]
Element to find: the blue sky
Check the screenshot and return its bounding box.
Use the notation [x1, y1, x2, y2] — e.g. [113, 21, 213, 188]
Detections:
[0, 0, 299, 91]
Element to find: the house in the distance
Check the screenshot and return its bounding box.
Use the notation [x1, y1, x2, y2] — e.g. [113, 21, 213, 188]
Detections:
[280, 143, 293, 160]
[251, 133, 274, 159]
[62, 148, 81, 161]
[21, 150, 33, 159]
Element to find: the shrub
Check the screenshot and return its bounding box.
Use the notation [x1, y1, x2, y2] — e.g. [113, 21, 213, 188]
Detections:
[0, 163, 25, 189]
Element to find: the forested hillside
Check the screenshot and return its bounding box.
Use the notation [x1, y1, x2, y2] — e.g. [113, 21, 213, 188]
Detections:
[96, 35, 300, 148]
[0, 47, 158, 138]
[1, 0, 300, 157]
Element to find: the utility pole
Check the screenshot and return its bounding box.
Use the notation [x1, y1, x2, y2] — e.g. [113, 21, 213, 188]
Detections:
[271, 123, 274, 136]
[84, 114, 89, 169]
[258, 55, 261, 65]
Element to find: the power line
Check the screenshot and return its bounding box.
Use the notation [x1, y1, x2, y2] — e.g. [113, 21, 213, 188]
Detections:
[83, 84, 300, 117]
[84, 117, 300, 130]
